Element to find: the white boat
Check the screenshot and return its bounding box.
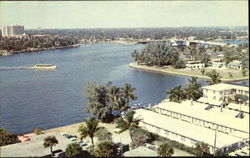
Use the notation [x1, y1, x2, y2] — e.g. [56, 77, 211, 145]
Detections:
[33, 64, 56, 70]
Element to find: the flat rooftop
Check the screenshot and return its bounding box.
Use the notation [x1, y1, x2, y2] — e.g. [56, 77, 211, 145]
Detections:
[155, 100, 249, 133]
[123, 146, 157, 157]
[202, 83, 249, 91]
[134, 109, 246, 149]
[0, 132, 72, 157]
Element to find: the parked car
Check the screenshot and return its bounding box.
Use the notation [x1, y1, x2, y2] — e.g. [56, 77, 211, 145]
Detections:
[61, 133, 71, 139]
[82, 143, 92, 150]
[68, 135, 77, 139]
[79, 141, 88, 147]
[70, 137, 80, 142]
[53, 149, 64, 157]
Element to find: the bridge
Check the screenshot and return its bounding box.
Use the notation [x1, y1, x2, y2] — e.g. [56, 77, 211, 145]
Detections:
[136, 39, 238, 47]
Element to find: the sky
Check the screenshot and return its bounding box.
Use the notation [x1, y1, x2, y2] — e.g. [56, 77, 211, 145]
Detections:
[0, 1, 248, 29]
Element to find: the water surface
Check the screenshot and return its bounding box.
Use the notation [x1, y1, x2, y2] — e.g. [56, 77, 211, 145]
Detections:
[1, 43, 207, 134]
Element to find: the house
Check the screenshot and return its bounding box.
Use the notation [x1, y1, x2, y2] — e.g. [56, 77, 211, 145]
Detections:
[211, 59, 226, 68]
[186, 61, 205, 69]
[227, 60, 242, 70]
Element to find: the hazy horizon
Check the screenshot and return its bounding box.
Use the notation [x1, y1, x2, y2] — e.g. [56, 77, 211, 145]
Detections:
[0, 1, 248, 29]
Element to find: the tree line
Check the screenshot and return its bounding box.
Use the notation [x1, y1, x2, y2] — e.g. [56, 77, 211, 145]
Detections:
[0, 36, 79, 54]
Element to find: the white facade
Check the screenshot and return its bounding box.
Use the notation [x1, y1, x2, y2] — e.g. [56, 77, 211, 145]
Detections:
[212, 61, 226, 68]
[202, 83, 249, 105]
[134, 109, 248, 154]
[227, 60, 242, 70]
[186, 61, 205, 69]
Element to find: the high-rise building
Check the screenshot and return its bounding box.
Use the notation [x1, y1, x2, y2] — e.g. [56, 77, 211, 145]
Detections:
[2, 25, 25, 37]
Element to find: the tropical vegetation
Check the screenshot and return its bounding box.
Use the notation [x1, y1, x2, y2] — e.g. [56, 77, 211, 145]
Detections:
[43, 136, 58, 157]
[94, 141, 118, 157]
[115, 111, 141, 143]
[94, 127, 112, 142]
[65, 143, 83, 157]
[130, 127, 156, 149]
[0, 36, 79, 55]
[85, 81, 137, 122]
[206, 69, 222, 85]
[131, 42, 180, 66]
[194, 142, 210, 156]
[166, 77, 202, 102]
[157, 143, 174, 157]
[78, 117, 100, 148]
[167, 85, 185, 103]
[32, 127, 44, 135]
[0, 128, 21, 146]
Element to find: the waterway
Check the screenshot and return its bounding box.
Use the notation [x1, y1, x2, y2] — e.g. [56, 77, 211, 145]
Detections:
[0, 42, 245, 134]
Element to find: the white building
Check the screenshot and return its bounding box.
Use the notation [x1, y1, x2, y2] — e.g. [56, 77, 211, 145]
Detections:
[133, 83, 249, 155]
[2, 25, 25, 38]
[211, 59, 226, 68]
[201, 83, 249, 105]
[227, 60, 243, 70]
[134, 108, 248, 154]
[186, 61, 205, 69]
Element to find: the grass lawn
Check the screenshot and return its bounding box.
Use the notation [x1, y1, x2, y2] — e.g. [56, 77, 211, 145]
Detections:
[129, 63, 249, 81]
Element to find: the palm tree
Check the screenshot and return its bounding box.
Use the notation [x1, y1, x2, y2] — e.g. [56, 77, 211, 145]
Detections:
[78, 117, 100, 148]
[167, 85, 185, 103]
[65, 143, 83, 157]
[200, 69, 206, 75]
[43, 136, 58, 156]
[94, 141, 118, 157]
[242, 68, 247, 77]
[122, 83, 137, 107]
[113, 97, 130, 112]
[194, 142, 210, 156]
[184, 77, 203, 101]
[115, 111, 140, 142]
[157, 143, 174, 157]
[108, 85, 121, 104]
[206, 70, 222, 85]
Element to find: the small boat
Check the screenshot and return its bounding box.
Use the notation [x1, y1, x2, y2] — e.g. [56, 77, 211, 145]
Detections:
[33, 64, 56, 70]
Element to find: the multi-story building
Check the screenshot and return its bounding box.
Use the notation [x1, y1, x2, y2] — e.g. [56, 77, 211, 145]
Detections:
[133, 83, 249, 155]
[2, 25, 25, 38]
[211, 59, 226, 68]
[201, 83, 249, 105]
[186, 61, 205, 69]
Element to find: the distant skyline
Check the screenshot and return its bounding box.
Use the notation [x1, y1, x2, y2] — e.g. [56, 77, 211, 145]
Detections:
[0, 1, 248, 29]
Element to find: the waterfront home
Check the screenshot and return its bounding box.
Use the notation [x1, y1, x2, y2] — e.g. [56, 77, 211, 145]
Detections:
[186, 61, 205, 69]
[227, 60, 243, 70]
[0, 132, 72, 157]
[200, 83, 249, 106]
[211, 59, 226, 68]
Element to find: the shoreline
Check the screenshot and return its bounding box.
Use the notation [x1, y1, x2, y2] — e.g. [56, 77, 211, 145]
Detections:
[129, 63, 249, 82]
[0, 44, 80, 56]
